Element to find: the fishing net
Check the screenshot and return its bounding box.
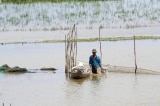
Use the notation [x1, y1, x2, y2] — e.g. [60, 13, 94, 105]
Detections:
[107, 65, 160, 75]
[78, 62, 160, 75]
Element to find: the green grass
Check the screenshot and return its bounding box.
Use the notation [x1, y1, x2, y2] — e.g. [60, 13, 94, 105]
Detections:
[0, 1, 159, 31]
[1, 36, 160, 45]
[2, 0, 109, 4]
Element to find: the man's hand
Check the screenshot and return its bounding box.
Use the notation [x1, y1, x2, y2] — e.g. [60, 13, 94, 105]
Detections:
[90, 67, 92, 71]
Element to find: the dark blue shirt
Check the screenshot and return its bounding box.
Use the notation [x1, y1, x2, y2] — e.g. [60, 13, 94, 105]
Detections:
[89, 55, 101, 69]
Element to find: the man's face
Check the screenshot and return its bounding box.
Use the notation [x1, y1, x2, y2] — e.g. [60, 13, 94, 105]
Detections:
[92, 52, 96, 55]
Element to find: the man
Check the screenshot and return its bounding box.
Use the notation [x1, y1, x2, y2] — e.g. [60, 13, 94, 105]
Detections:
[89, 49, 101, 74]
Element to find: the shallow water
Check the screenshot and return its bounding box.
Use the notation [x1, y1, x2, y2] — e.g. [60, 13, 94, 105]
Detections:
[1, 40, 160, 71]
[0, 40, 160, 105]
[0, 70, 160, 106]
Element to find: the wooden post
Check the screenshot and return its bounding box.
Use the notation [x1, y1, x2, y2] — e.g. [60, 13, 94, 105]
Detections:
[65, 34, 67, 73]
[134, 36, 137, 73]
[99, 27, 102, 64]
[75, 27, 77, 66]
[3, 103, 4, 106]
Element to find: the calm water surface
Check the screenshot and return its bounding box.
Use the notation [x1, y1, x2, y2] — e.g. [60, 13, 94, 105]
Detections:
[0, 40, 160, 106]
[0, 40, 160, 71]
[0, 71, 160, 106]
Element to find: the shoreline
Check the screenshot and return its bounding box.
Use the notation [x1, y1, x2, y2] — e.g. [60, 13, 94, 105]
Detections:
[1, 27, 160, 44]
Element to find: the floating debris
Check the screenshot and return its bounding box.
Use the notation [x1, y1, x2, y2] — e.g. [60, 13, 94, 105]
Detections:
[5, 67, 27, 72]
[40, 67, 56, 71]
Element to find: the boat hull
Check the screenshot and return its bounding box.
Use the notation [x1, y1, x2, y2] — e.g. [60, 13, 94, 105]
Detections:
[69, 71, 90, 79]
[69, 66, 91, 79]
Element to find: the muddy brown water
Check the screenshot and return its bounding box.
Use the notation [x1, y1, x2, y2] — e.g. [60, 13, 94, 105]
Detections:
[0, 40, 160, 106]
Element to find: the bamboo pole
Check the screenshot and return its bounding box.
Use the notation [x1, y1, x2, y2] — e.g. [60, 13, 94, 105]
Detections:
[70, 26, 73, 69]
[66, 33, 69, 72]
[99, 27, 102, 65]
[65, 24, 77, 73]
[65, 34, 67, 73]
[134, 36, 137, 73]
[66, 31, 71, 72]
[67, 33, 70, 72]
[75, 27, 78, 66]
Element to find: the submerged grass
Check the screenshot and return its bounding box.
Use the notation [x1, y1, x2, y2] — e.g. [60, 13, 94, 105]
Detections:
[0, 1, 160, 31]
[2, 0, 111, 4]
[1, 36, 160, 45]
[74, 36, 160, 42]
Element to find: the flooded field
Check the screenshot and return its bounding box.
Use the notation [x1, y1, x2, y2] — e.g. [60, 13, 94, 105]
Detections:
[0, 40, 160, 71]
[0, 40, 160, 106]
[1, 0, 160, 105]
[0, 0, 160, 31]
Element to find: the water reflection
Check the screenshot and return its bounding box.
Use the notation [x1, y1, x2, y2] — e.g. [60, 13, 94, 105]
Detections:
[64, 73, 108, 106]
[65, 73, 108, 84]
[65, 73, 88, 84]
[0, 70, 160, 106]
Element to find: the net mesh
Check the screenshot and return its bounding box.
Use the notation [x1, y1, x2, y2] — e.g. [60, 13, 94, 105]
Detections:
[77, 62, 160, 75]
[107, 65, 160, 75]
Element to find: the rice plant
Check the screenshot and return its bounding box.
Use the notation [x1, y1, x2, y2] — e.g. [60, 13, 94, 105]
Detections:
[2, 0, 110, 4]
[0, 0, 160, 31]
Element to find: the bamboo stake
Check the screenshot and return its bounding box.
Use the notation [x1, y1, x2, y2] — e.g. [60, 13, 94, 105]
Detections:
[67, 33, 71, 72]
[65, 34, 67, 73]
[65, 24, 77, 73]
[134, 36, 137, 73]
[65, 34, 69, 72]
[73, 25, 76, 67]
[70, 26, 74, 69]
[75, 27, 78, 66]
[66, 33, 69, 72]
[99, 27, 102, 65]
[66, 31, 71, 72]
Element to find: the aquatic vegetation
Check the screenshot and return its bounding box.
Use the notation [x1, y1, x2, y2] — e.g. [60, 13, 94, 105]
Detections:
[1, 36, 160, 45]
[2, 0, 108, 3]
[0, 0, 160, 31]
[0, 64, 10, 70]
[0, 64, 27, 72]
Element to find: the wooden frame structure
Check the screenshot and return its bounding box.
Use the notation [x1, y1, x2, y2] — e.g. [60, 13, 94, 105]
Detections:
[65, 24, 77, 73]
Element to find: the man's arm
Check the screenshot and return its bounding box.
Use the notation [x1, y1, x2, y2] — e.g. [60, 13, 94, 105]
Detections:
[89, 56, 92, 67]
[98, 56, 101, 67]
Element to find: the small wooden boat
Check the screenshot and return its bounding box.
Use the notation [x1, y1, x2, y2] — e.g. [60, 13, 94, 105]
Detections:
[69, 62, 91, 79]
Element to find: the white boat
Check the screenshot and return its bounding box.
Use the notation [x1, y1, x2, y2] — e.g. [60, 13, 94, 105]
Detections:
[69, 62, 91, 79]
